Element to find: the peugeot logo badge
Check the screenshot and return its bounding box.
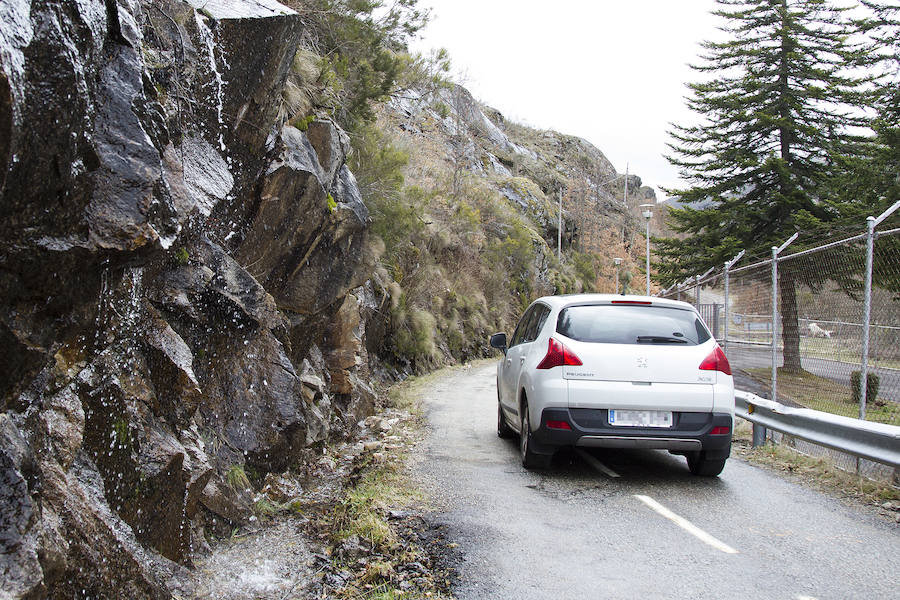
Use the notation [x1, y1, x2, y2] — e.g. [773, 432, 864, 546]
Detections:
[637, 357, 648, 368]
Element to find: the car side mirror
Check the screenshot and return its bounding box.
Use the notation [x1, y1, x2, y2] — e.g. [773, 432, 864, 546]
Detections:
[489, 332, 508, 355]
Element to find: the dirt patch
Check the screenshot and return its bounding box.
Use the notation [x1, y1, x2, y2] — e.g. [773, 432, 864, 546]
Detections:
[173, 371, 464, 599]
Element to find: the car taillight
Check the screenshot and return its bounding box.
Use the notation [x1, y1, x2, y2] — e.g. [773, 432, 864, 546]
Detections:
[699, 346, 732, 376]
[536, 338, 583, 369]
[611, 300, 652, 305]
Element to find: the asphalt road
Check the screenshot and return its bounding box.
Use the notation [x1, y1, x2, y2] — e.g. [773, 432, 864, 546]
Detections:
[726, 344, 900, 402]
[412, 363, 899, 600]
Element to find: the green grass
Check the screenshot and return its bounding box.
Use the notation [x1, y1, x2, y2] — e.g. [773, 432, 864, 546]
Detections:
[333, 460, 422, 548]
[746, 368, 900, 425]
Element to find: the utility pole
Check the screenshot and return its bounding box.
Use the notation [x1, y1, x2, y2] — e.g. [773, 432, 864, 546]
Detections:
[640, 204, 654, 295]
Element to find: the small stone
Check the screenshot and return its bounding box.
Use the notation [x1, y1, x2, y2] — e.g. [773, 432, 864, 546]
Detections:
[363, 441, 381, 452]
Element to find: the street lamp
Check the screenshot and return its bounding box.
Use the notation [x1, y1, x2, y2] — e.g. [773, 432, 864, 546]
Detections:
[639, 203, 654, 295]
[613, 257, 623, 294]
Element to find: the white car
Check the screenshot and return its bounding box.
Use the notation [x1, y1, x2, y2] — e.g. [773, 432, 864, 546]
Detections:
[490, 294, 734, 476]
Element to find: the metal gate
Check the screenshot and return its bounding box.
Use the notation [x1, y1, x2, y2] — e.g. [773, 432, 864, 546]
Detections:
[698, 303, 722, 341]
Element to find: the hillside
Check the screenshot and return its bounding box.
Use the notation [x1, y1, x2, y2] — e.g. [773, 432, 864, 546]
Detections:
[353, 82, 661, 369]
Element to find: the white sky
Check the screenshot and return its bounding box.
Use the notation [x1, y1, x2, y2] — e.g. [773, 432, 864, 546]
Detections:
[410, 0, 722, 200]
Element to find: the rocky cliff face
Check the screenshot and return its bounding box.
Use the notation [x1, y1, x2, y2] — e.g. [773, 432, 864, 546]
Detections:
[0, 0, 659, 596]
[0, 0, 380, 596]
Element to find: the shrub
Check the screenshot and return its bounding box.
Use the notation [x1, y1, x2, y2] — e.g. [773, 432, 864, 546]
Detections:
[392, 309, 437, 367]
[225, 464, 251, 492]
[850, 371, 881, 406]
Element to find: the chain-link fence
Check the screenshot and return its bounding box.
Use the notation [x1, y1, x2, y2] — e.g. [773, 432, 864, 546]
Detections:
[659, 226, 900, 427]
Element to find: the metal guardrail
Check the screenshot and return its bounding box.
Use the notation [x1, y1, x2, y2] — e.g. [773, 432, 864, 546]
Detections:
[734, 389, 900, 469]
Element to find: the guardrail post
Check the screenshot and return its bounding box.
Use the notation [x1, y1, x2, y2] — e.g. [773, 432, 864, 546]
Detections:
[752, 422, 767, 448]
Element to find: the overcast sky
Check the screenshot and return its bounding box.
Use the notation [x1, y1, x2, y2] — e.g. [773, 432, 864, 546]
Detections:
[410, 0, 722, 200]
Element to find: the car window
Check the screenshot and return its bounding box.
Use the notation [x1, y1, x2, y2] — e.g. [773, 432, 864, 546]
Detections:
[556, 304, 711, 345]
[509, 306, 537, 347]
[524, 305, 550, 343]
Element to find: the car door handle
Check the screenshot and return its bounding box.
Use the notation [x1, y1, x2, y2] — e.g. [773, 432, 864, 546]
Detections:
[519, 357, 526, 365]
[505, 359, 512, 367]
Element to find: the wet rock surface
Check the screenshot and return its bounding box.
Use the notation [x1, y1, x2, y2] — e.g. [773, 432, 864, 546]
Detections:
[0, 0, 381, 596]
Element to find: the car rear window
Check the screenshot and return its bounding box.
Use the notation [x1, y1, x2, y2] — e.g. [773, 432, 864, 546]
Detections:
[556, 304, 711, 345]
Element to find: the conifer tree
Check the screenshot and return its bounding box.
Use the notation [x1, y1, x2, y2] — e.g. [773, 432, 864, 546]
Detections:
[658, 0, 870, 371]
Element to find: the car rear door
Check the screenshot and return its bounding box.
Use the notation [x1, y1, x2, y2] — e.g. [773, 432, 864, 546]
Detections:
[500, 305, 538, 416]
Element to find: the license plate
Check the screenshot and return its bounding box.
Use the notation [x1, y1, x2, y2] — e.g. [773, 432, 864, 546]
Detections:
[608, 409, 673, 428]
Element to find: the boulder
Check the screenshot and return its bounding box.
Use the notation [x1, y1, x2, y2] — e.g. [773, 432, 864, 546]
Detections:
[185, 0, 301, 152]
[142, 306, 202, 427]
[237, 126, 373, 316]
[199, 328, 329, 472]
[0, 415, 43, 599]
[306, 119, 351, 189]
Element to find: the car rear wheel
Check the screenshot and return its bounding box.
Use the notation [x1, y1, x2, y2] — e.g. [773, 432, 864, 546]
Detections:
[686, 451, 726, 477]
[520, 402, 551, 469]
[498, 398, 514, 439]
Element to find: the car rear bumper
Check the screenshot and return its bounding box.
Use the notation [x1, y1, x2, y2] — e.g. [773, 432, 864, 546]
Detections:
[532, 407, 733, 459]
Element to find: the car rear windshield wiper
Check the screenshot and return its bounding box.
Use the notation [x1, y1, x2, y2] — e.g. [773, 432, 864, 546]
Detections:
[636, 335, 688, 344]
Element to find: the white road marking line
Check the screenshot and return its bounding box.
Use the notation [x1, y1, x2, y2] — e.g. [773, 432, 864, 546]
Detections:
[796, 596, 819, 600]
[575, 449, 621, 478]
[634, 494, 739, 554]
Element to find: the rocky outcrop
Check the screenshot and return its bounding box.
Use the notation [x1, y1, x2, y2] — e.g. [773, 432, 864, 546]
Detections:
[0, 0, 380, 596]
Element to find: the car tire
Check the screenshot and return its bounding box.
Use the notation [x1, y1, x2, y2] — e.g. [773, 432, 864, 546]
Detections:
[520, 402, 551, 469]
[498, 398, 515, 439]
[686, 451, 726, 477]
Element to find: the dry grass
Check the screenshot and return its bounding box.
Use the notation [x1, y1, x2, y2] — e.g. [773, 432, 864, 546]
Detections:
[745, 367, 900, 425]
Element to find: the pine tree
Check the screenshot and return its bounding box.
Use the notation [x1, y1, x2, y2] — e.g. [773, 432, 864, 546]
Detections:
[658, 0, 871, 371]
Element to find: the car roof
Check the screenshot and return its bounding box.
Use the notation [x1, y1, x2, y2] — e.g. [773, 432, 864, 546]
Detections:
[532, 294, 697, 312]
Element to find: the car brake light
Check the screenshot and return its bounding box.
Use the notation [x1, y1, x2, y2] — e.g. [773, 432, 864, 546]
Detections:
[546, 420, 572, 430]
[611, 300, 652, 305]
[536, 338, 583, 369]
[699, 346, 732, 376]
[710, 426, 731, 435]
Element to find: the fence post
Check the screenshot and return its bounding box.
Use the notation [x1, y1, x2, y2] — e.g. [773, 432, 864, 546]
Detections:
[723, 250, 745, 353]
[695, 275, 701, 306]
[724, 264, 729, 349]
[859, 199, 900, 419]
[771, 233, 799, 405]
[861, 216, 875, 421]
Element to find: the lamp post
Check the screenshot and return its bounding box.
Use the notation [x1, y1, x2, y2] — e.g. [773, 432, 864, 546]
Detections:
[614, 257, 623, 293]
[639, 203, 654, 295]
